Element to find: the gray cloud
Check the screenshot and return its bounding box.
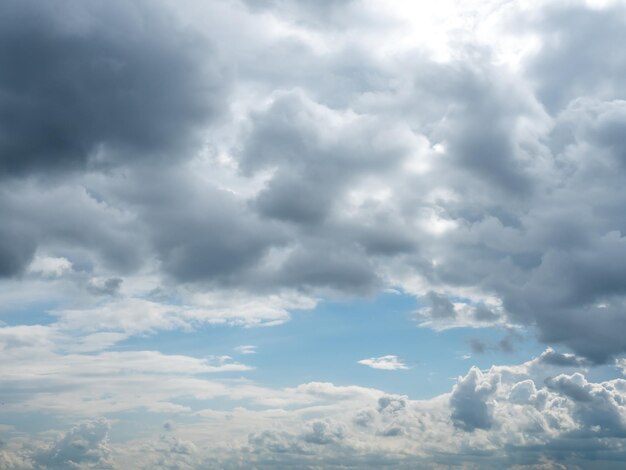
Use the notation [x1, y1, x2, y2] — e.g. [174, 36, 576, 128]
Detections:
[450, 366, 497, 431]
[241, 0, 355, 28]
[422, 291, 456, 319]
[469, 339, 487, 354]
[300, 420, 345, 445]
[527, 2, 626, 112]
[0, 0, 225, 178]
[239, 91, 406, 224]
[33, 419, 112, 469]
[473, 302, 500, 322]
[0, 181, 146, 275]
[537, 348, 590, 368]
[0, 225, 36, 278]
[86, 277, 122, 296]
[113, 166, 287, 285]
[546, 373, 626, 438]
[0, 0, 619, 365]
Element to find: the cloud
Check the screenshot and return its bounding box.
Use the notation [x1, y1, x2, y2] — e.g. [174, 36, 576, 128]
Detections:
[85, 277, 122, 296]
[420, 291, 456, 319]
[537, 347, 590, 368]
[0, 225, 36, 278]
[53, 293, 308, 334]
[300, 420, 345, 445]
[32, 419, 112, 469]
[235, 345, 257, 355]
[28, 256, 72, 278]
[357, 355, 408, 371]
[0, 449, 33, 470]
[241, 0, 354, 22]
[0, 0, 624, 364]
[0, 0, 226, 179]
[3, 349, 626, 468]
[450, 366, 497, 431]
[470, 339, 487, 354]
[3, 0, 626, 467]
[131, 436, 200, 470]
[526, 1, 626, 112]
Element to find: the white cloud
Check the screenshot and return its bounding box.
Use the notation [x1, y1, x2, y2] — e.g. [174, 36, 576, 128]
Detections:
[53, 293, 314, 335]
[2, 348, 626, 468]
[235, 345, 257, 355]
[32, 419, 112, 470]
[358, 355, 409, 370]
[28, 255, 72, 277]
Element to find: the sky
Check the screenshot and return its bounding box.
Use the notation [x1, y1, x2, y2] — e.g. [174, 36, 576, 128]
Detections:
[2, 0, 626, 468]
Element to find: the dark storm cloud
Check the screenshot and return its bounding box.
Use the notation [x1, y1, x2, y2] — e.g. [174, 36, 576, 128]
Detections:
[0, 0, 225, 178]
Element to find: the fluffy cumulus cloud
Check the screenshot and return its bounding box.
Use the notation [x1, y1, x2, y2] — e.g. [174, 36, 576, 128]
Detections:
[4, 351, 626, 468]
[32, 419, 113, 470]
[3, 0, 626, 468]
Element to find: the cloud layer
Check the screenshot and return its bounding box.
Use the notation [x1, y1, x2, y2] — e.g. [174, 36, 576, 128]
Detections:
[2, 0, 626, 359]
[2, 349, 626, 469]
[2, 0, 626, 468]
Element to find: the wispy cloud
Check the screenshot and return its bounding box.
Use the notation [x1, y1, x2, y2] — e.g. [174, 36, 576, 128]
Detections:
[235, 345, 257, 355]
[358, 355, 409, 370]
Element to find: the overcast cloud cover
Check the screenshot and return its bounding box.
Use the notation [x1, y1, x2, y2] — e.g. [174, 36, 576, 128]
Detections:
[2, 0, 626, 468]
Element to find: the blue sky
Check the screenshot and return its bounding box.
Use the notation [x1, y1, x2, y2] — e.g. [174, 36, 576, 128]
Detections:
[116, 292, 547, 398]
[3, 0, 626, 469]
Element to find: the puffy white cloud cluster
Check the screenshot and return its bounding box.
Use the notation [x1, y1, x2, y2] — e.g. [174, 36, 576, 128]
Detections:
[3, 350, 626, 468]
